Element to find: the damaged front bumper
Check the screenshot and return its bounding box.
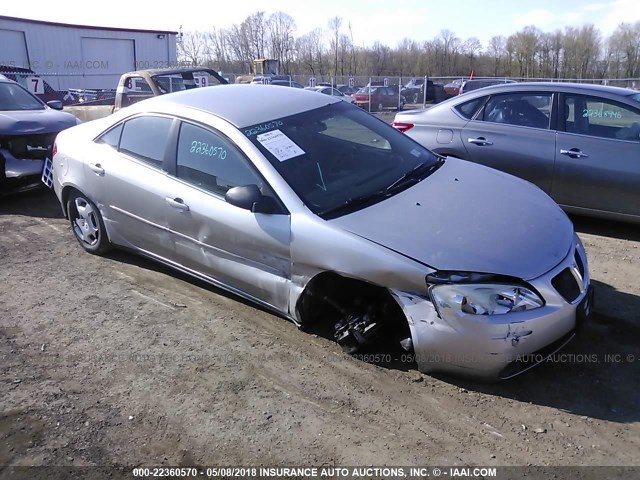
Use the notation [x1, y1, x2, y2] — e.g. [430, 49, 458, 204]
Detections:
[392, 237, 592, 381]
[0, 133, 54, 194]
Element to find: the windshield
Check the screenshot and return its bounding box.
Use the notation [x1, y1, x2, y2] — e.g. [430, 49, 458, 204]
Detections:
[0, 82, 45, 111]
[243, 101, 440, 217]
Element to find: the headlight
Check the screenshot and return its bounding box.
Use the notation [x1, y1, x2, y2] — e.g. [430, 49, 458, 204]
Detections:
[430, 283, 544, 317]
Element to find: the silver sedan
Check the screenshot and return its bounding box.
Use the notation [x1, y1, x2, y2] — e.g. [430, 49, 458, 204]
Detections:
[51, 84, 593, 380]
[393, 82, 640, 223]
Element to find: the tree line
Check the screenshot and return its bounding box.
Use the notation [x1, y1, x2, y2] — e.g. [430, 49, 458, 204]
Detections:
[178, 12, 640, 80]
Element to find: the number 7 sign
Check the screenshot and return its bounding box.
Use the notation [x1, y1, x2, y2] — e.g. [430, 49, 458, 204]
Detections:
[27, 76, 45, 94]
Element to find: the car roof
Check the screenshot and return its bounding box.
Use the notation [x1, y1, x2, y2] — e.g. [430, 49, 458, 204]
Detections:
[135, 84, 341, 128]
[464, 81, 638, 97]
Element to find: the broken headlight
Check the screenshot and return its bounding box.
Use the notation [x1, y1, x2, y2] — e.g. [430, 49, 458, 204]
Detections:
[430, 283, 544, 317]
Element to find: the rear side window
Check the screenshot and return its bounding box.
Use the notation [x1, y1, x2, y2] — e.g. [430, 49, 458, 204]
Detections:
[119, 116, 173, 167]
[96, 123, 123, 148]
[455, 98, 485, 119]
[564, 94, 640, 141]
[483, 93, 552, 129]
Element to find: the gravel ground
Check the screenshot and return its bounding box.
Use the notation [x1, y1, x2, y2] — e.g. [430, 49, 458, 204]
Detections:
[1, 179, 639, 472]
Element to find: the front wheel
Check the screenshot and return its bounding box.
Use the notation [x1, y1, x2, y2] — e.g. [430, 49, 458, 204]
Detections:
[67, 191, 111, 255]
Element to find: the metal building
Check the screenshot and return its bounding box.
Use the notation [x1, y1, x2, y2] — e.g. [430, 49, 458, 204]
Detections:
[0, 15, 178, 91]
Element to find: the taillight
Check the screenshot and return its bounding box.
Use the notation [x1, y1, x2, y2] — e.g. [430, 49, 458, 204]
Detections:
[52, 142, 57, 157]
[391, 122, 414, 133]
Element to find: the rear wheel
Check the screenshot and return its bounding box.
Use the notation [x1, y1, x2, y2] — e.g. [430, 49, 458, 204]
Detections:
[377, 102, 384, 112]
[67, 191, 111, 255]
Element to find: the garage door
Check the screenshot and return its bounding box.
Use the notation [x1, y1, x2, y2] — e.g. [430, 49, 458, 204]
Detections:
[0, 29, 29, 68]
[80, 37, 135, 89]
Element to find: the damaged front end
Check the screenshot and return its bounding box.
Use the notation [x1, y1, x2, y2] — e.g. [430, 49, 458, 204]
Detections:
[391, 237, 592, 381]
[0, 133, 55, 194]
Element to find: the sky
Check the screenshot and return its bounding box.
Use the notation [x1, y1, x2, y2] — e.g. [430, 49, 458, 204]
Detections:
[3, 0, 640, 48]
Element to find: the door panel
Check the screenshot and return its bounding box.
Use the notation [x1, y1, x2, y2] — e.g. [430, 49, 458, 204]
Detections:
[165, 181, 291, 311]
[553, 133, 640, 216]
[553, 94, 640, 217]
[82, 144, 174, 257]
[165, 121, 292, 311]
[461, 92, 556, 193]
[84, 116, 174, 256]
[460, 122, 556, 193]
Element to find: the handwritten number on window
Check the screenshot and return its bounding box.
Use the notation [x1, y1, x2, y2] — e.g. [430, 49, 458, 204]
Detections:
[190, 140, 227, 159]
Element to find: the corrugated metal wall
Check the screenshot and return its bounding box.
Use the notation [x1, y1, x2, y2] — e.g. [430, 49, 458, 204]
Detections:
[0, 17, 177, 90]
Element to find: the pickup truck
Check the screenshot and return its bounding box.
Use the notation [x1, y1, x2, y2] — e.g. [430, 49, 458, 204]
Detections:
[64, 67, 228, 122]
[401, 78, 445, 104]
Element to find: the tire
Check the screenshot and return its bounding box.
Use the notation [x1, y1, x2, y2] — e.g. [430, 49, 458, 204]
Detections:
[67, 191, 111, 255]
[412, 93, 419, 104]
[377, 103, 384, 112]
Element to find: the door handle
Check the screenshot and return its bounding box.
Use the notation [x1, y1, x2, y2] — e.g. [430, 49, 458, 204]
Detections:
[88, 163, 105, 175]
[560, 148, 589, 158]
[165, 197, 190, 211]
[468, 137, 493, 146]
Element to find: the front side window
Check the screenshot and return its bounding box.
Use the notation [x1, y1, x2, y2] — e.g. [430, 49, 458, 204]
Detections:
[176, 122, 262, 196]
[243, 101, 440, 217]
[564, 94, 640, 141]
[483, 93, 552, 129]
[119, 116, 173, 167]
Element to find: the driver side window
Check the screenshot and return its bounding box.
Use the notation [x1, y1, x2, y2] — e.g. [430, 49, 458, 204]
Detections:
[176, 122, 262, 196]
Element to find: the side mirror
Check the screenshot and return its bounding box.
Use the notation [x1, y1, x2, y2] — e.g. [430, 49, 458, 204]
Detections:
[47, 100, 64, 110]
[225, 185, 278, 214]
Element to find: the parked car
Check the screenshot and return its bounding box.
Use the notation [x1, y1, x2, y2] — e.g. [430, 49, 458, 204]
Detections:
[304, 86, 356, 104]
[353, 86, 405, 111]
[401, 78, 445, 104]
[0, 76, 78, 195]
[270, 80, 304, 88]
[336, 84, 360, 96]
[458, 78, 516, 95]
[51, 84, 592, 380]
[393, 82, 640, 223]
[444, 79, 464, 98]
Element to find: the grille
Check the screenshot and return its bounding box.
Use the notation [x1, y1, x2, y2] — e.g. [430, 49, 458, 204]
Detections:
[5, 133, 56, 160]
[552, 267, 580, 303]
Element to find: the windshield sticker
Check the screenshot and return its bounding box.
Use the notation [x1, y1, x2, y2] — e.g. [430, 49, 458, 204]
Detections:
[410, 148, 422, 158]
[256, 130, 305, 162]
[245, 120, 284, 137]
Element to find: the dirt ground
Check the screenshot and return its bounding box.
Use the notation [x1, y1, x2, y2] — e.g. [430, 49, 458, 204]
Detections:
[1, 184, 639, 472]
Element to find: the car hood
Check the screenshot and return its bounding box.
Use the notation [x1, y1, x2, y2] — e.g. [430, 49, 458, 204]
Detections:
[0, 109, 77, 135]
[330, 158, 573, 280]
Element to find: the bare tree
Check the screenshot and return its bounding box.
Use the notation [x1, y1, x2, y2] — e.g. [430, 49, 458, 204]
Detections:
[267, 12, 296, 73]
[328, 17, 343, 78]
[487, 36, 506, 76]
[177, 31, 205, 65]
[462, 37, 482, 72]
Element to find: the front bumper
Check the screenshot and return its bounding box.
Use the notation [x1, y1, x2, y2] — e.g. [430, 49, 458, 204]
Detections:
[392, 236, 592, 381]
[1, 149, 46, 195]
